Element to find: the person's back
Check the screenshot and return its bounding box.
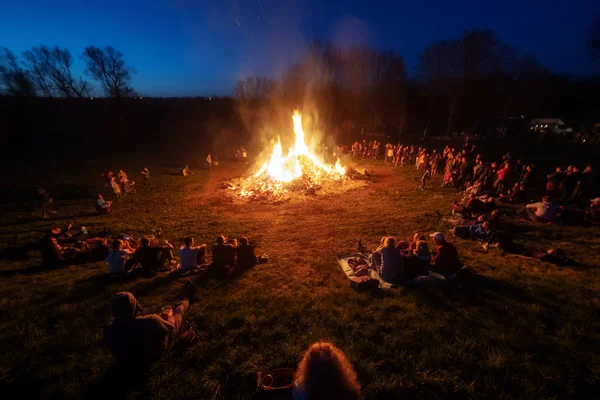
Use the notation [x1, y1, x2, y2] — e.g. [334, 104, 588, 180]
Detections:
[104, 314, 171, 364]
[236, 237, 256, 269]
[294, 342, 361, 400]
[431, 233, 462, 274]
[133, 245, 161, 271]
[212, 237, 236, 267]
[104, 292, 173, 364]
[107, 250, 129, 275]
[179, 236, 206, 270]
[378, 238, 403, 282]
[107, 240, 131, 275]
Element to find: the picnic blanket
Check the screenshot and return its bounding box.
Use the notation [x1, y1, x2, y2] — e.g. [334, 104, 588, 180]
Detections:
[337, 253, 394, 289]
[337, 253, 469, 290]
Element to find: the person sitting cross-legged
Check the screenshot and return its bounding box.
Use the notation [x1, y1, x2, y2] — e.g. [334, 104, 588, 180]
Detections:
[178, 236, 207, 272]
[103, 282, 198, 366]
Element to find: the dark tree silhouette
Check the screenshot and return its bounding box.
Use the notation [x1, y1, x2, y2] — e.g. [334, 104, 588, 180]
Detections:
[588, 18, 600, 72]
[22, 46, 89, 98]
[0, 47, 36, 96]
[82, 46, 135, 97]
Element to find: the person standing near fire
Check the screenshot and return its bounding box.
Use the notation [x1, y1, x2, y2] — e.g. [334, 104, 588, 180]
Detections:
[206, 154, 212, 171]
[241, 147, 248, 163]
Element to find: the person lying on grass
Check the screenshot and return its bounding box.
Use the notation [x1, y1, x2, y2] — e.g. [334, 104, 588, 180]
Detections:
[429, 232, 463, 275]
[46, 223, 110, 245]
[494, 234, 579, 266]
[41, 236, 109, 269]
[294, 342, 362, 400]
[103, 281, 198, 365]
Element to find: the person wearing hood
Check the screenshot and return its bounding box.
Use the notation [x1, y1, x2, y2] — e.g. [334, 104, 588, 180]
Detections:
[103, 283, 197, 364]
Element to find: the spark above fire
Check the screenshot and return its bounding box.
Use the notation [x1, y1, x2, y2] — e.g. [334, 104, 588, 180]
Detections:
[230, 110, 348, 199]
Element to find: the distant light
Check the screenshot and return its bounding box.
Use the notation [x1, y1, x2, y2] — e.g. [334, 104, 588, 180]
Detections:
[209, 97, 212, 100]
[140, 97, 143, 100]
[90, 97, 94, 100]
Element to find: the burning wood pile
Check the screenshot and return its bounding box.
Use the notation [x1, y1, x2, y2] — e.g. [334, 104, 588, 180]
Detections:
[226, 111, 367, 201]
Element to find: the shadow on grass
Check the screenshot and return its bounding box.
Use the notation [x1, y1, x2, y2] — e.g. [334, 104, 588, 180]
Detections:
[0, 212, 102, 228]
[82, 361, 152, 400]
[0, 242, 39, 261]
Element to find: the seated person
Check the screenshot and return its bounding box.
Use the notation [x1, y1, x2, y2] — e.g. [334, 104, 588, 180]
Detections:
[368, 237, 387, 268]
[130, 238, 174, 275]
[179, 236, 207, 271]
[103, 285, 196, 365]
[468, 221, 490, 240]
[95, 194, 112, 214]
[403, 240, 431, 279]
[587, 197, 600, 225]
[522, 196, 558, 223]
[465, 180, 483, 196]
[429, 232, 463, 274]
[235, 236, 257, 269]
[106, 239, 134, 276]
[398, 233, 425, 251]
[211, 236, 236, 268]
[377, 237, 404, 282]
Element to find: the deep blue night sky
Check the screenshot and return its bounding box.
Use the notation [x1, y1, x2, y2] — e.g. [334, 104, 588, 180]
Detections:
[2, 0, 598, 96]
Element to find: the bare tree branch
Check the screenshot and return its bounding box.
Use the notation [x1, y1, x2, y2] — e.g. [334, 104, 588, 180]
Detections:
[83, 46, 135, 97]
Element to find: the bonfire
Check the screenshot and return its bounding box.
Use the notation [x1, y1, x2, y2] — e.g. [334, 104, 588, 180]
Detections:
[227, 111, 362, 201]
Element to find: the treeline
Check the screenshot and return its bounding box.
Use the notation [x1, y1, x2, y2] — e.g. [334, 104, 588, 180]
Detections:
[235, 26, 600, 138]
[0, 45, 135, 98]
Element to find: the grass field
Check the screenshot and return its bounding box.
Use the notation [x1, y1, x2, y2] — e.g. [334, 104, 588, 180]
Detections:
[1, 159, 599, 399]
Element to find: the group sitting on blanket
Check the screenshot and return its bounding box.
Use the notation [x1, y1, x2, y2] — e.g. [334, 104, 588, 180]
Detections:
[349, 231, 463, 284]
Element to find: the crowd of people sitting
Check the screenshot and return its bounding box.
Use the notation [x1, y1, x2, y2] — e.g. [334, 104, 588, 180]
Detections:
[348, 231, 464, 285]
[341, 139, 599, 268]
[346, 140, 599, 226]
[40, 222, 262, 282]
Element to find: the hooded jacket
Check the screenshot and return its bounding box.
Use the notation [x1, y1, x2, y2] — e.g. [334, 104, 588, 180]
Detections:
[103, 292, 175, 363]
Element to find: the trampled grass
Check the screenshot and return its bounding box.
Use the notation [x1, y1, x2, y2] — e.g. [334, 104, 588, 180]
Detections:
[1, 160, 599, 399]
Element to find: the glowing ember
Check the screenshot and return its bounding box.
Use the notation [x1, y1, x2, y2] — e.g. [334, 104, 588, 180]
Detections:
[231, 110, 347, 199]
